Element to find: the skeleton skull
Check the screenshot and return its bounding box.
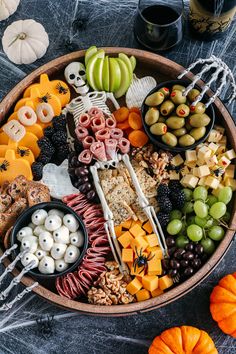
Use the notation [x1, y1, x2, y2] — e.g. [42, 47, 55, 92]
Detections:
[64, 62, 89, 95]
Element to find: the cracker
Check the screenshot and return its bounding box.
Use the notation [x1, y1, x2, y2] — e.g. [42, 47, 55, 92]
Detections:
[145, 186, 157, 198]
[149, 197, 159, 212]
[131, 199, 148, 223]
[98, 169, 113, 181]
[109, 201, 136, 225]
[106, 183, 136, 205]
[101, 176, 124, 195]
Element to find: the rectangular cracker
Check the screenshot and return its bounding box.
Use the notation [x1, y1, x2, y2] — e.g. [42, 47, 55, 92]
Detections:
[109, 201, 137, 225]
[106, 183, 136, 205]
[101, 176, 124, 195]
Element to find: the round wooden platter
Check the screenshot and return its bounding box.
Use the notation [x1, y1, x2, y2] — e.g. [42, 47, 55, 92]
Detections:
[0, 48, 236, 316]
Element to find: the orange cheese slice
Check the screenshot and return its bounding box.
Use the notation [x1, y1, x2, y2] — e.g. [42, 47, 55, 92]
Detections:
[0, 150, 32, 185]
[0, 142, 35, 165]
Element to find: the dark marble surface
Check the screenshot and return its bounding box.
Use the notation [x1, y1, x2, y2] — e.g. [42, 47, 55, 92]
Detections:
[0, 1, 235, 353]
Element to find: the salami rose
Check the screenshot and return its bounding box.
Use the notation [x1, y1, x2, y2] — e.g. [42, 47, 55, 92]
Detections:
[105, 115, 116, 129]
[75, 126, 89, 140]
[82, 136, 95, 149]
[95, 128, 111, 141]
[118, 137, 130, 154]
[105, 138, 118, 160]
[90, 141, 107, 161]
[78, 149, 93, 164]
[110, 128, 123, 140]
[78, 113, 91, 128]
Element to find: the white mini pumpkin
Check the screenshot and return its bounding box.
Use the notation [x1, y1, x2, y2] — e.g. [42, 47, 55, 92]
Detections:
[0, 0, 20, 21]
[2, 19, 49, 65]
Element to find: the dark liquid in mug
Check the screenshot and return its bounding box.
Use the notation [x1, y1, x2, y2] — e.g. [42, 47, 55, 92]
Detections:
[134, 5, 183, 51]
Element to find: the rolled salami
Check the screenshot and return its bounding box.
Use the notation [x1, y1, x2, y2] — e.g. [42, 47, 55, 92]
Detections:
[82, 136, 95, 149]
[78, 149, 93, 164]
[118, 137, 130, 154]
[78, 113, 91, 128]
[88, 107, 103, 117]
[90, 141, 107, 161]
[95, 128, 110, 141]
[75, 126, 89, 140]
[105, 139, 118, 160]
[110, 128, 123, 140]
[91, 116, 105, 132]
[105, 115, 116, 129]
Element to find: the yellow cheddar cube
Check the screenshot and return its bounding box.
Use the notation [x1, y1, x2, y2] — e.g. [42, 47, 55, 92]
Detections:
[224, 165, 235, 180]
[114, 225, 122, 237]
[142, 275, 159, 292]
[224, 178, 236, 191]
[136, 289, 151, 302]
[198, 176, 207, 186]
[204, 176, 220, 189]
[118, 231, 133, 248]
[130, 265, 145, 277]
[171, 154, 184, 166]
[144, 233, 159, 248]
[198, 165, 211, 178]
[225, 149, 236, 160]
[130, 236, 148, 252]
[159, 275, 173, 290]
[142, 220, 153, 234]
[181, 174, 199, 189]
[169, 171, 180, 180]
[148, 258, 162, 276]
[129, 224, 146, 238]
[185, 161, 197, 168]
[208, 142, 219, 154]
[126, 277, 142, 295]
[185, 150, 197, 162]
[121, 220, 132, 229]
[151, 288, 164, 298]
[122, 248, 134, 263]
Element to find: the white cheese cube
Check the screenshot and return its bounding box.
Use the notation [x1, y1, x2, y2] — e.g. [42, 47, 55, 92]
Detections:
[171, 154, 184, 166]
[181, 174, 199, 189]
[181, 166, 190, 176]
[185, 161, 197, 168]
[205, 176, 220, 189]
[207, 129, 223, 143]
[217, 145, 226, 155]
[198, 177, 207, 186]
[218, 156, 231, 168]
[198, 165, 211, 178]
[192, 167, 199, 177]
[224, 178, 236, 191]
[223, 165, 235, 180]
[225, 149, 236, 160]
[205, 155, 218, 167]
[198, 146, 211, 161]
[214, 125, 225, 135]
[169, 171, 180, 180]
[185, 150, 197, 162]
[208, 142, 219, 155]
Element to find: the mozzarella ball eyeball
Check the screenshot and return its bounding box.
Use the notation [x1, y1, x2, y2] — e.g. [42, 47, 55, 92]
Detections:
[21, 236, 38, 253]
[70, 231, 84, 248]
[21, 253, 39, 268]
[45, 215, 62, 231]
[53, 225, 70, 244]
[50, 243, 67, 260]
[64, 245, 80, 263]
[34, 249, 48, 260]
[17, 227, 33, 242]
[33, 225, 46, 237]
[39, 231, 54, 251]
[63, 214, 79, 232]
[48, 209, 65, 219]
[38, 256, 55, 274]
[55, 259, 69, 272]
[31, 209, 48, 226]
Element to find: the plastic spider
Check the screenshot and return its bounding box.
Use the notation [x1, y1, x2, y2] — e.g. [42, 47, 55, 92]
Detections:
[0, 160, 9, 172]
[56, 82, 68, 95]
[38, 93, 51, 103]
[16, 147, 30, 157]
[133, 247, 154, 274]
[212, 167, 224, 177]
[36, 315, 54, 339]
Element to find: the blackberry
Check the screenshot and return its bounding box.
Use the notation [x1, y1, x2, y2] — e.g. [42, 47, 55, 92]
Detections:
[37, 153, 52, 165]
[158, 197, 172, 213]
[43, 126, 55, 139]
[32, 162, 43, 181]
[157, 212, 170, 228]
[157, 183, 170, 198]
[37, 137, 55, 157]
[168, 180, 182, 192]
[171, 190, 186, 209]
[51, 130, 67, 146]
[52, 114, 67, 131]
[55, 144, 70, 163]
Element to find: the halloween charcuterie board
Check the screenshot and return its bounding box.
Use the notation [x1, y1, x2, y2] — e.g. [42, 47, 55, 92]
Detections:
[0, 47, 235, 316]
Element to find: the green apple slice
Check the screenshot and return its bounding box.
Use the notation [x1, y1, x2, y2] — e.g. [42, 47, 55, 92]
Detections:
[118, 53, 133, 82]
[94, 58, 104, 91]
[86, 49, 105, 90]
[102, 56, 110, 92]
[85, 46, 97, 66]
[114, 58, 132, 98]
[109, 58, 121, 92]
[130, 56, 136, 71]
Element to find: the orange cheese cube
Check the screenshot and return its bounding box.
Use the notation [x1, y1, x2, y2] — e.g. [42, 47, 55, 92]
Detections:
[131, 220, 142, 228]
[127, 262, 133, 270]
[122, 248, 134, 263]
[136, 289, 151, 302]
[159, 275, 173, 290]
[148, 247, 164, 260]
[129, 224, 146, 238]
[144, 233, 159, 247]
[121, 220, 132, 229]
[151, 288, 164, 298]
[114, 225, 122, 237]
[126, 277, 142, 295]
[130, 264, 145, 277]
[142, 275, 159, 292]
[148, 258, 162, 276]
[118, 231, 133, 248]
[130, 236, 148, 252]
[142, 220, 153, 234]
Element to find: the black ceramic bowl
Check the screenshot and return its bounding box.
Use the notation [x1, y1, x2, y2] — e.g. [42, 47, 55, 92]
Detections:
[141, 80, 215, 153]
[10, 201, 88, 281]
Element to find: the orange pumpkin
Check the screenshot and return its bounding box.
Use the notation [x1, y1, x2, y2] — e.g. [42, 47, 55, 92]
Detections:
[210, 272, 236, 338]
[149, 326, 218, 354]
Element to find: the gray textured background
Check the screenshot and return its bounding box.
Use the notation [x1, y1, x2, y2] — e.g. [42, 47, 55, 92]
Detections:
[0, 1, 235, 353]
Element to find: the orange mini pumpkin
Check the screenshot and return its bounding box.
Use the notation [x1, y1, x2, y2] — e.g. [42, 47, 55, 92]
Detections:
[149, 326, 218, 354]
[210, 272, 236, 338]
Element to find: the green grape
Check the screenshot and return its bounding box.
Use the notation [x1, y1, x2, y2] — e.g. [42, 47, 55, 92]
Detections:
[167, 219, 183, 235]
[170, 209, 182, 220]
[208, 226, 225, 241]
[201, 238, 215, 255]
[187, 224, 203, 242]
[205, 217, 215, 228]
[187, 216, 196, 226]
[175, 235, 189, 248]
[193, 186, 208, 201]
[183, 188, 193, 202]
[194, 200, 208, 218]
[207, 195, 218, 207]
[182, 202, 194, 214]
[195, 216, 207, 227]
[218, 187, 233, 205]
[210, 202, 227, 219]
[222, 211, 231, 223]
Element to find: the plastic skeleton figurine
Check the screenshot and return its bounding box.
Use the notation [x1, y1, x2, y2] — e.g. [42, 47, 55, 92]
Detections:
[178, 55, 236, 107]
[0, 244, 38, 311]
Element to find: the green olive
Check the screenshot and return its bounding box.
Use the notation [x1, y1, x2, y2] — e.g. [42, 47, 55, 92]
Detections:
[158, 116, 166, 123]
[145, 107, 159, 126]
[187, 89, 200, 102]
[176, 104, 190, 117]
[150, 122, 167, 135]
[189, 113, 211, 127]
[159, 87, 170, 97]
[190, 127, 206, 140]
[179, 134, 195, 147]
[145, 91, 165, 106]
[161, 132, 178, 147]
[166, 116, 185, 129]
[172, 127, 187, 137]
[170, 90, 187, 104]
[160, 100, 175, 116]
[185, 119, 192, 131]
[172, 84, 186, 92]
[190, 102, 206, 114]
